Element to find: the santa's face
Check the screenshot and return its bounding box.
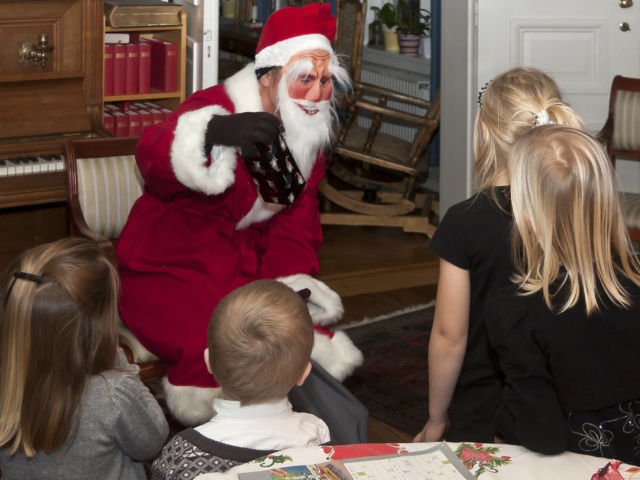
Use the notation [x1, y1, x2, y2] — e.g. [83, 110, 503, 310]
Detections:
[283, 50, 334, 113]
[274, 51, 336, 180]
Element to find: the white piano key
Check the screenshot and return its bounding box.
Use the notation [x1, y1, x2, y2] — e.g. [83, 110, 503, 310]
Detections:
[0, 154, 66, 177]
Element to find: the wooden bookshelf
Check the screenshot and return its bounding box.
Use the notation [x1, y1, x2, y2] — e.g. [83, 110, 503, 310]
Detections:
[103, 9, 187, 112]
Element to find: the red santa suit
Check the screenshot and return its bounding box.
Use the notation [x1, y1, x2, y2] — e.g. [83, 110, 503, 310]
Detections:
[116, 66, 362, 423]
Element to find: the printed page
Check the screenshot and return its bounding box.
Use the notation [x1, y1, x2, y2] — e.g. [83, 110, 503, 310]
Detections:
[342, 443, 475, 479]
[238, 443, 475, 480]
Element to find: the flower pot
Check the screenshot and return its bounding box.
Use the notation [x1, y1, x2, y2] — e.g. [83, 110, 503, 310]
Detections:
[382, 25, 399, 53]
[420, 36, 431, 59]
[398, 34, 421, 57]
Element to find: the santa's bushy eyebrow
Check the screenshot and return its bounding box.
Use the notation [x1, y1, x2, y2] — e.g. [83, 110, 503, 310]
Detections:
[284, 58, 314, 85]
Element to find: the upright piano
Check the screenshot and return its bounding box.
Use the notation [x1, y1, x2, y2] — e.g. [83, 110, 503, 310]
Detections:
[0, 0, 104, 269]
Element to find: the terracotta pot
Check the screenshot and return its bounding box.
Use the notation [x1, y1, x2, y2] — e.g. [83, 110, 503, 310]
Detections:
[398, 34, 421, 57]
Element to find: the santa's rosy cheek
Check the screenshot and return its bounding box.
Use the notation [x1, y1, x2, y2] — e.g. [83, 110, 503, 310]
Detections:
[288, 82, 333, 101]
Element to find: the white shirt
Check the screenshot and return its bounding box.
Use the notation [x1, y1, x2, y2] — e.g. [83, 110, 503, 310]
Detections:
[195, 397, 330, 451]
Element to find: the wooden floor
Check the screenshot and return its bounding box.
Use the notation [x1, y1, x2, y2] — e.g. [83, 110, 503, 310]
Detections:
[316, 225, 440, 443]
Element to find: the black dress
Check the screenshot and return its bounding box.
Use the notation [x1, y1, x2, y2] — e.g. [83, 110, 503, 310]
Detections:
[428, 187, 512, 442]
[486, 277, 640, 466]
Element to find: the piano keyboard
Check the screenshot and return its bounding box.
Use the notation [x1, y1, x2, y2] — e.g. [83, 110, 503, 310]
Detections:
[0, 154, 65, 177]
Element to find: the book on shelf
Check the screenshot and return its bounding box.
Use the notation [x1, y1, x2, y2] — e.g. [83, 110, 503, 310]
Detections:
[138, 109, 153, 131]
[138, 40, 151, 94]
[104, 43, 114, 97]
[103, 111, 116, 136]
[105, 32, 131, 44]
[113, 111, 129, 137]
[148, 108, 163, 125]
[112, 43, 127, 96]
[126, 110, 141, 136]
[125, 43, 139, 95]
[104, 0, 182, 28]
[238, 444, 476, 480]
[149, 39, 177, 92]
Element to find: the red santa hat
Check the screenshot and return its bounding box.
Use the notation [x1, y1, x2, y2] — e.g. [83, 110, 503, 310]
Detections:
[254, 3, 336, 70]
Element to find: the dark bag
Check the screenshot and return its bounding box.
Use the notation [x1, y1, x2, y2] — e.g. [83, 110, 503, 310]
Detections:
[289, 360, 369, 444]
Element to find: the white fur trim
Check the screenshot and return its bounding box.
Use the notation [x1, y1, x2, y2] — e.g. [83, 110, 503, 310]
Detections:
[163, 377, 222, 426]
[254, 34, 333, 69]
[118, 322, 158, 363]
[276, 274, 343, 326]
[224, 63, 264, 114]
[311, 330, 363, 382]
[236, 195, 284, 230]
[170, 105, 238, 195]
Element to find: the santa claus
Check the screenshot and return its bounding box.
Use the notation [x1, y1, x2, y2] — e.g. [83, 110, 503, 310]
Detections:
[116, 3, 363, 426]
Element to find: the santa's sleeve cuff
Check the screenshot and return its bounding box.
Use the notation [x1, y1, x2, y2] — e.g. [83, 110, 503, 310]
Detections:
[311, 330, 363, 382]
[170, 105, 238, 195]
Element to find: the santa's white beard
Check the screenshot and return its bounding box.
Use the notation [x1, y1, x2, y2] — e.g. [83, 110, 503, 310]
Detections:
[277, 79, 334, 180]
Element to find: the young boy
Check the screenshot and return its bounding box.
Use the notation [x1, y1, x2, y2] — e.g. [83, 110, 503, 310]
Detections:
[151, 280, 330, 479]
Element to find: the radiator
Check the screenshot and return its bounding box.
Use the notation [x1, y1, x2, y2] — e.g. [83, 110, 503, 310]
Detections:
[358, 68, 430, 142]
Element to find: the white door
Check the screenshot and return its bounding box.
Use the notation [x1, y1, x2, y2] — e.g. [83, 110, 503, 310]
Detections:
[478, 0, 640, 131]
[477, 0, 640, 193]
[174, 0, 219, 96]
[440, 0, 640, 214]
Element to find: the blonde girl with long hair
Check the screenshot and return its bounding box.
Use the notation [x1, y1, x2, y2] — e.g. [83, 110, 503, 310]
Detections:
[486, 126, 640, 465]
[414, 66, 585, 443]
[0, 237, 168, 480]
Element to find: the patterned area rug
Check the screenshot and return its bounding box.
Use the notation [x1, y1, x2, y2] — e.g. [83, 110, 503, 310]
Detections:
[339, 303, 434, 436]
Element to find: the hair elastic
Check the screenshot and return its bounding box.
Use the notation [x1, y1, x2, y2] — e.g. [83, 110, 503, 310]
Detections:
[14, 272, 44, 284]
[534, 109, 554, 126]
[3, 271, 44, 307]
[477, 81, 491, 109]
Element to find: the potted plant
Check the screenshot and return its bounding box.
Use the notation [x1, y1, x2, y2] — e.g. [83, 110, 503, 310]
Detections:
[396, 0, 430, 57]
[371, 2, 399, 53]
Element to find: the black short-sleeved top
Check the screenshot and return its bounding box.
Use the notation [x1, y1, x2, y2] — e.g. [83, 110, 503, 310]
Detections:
[486, 276, 640, 454]
[428, 188, 512, 439]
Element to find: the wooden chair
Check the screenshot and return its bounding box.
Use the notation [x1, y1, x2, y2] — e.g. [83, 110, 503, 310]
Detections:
[321, 85, 441, 236]
[597, 75, 640, 243]
[335, 0, 367, 84]
[64, 136, 167, 379]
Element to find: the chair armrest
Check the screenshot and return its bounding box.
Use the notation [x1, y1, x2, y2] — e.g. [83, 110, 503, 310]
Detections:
[596, 115, 613, 147]
[352, 98, 430, 125]
[353, 81, 432, 109]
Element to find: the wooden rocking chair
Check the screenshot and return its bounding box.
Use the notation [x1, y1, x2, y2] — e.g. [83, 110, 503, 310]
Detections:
[321, 84, 440, 236]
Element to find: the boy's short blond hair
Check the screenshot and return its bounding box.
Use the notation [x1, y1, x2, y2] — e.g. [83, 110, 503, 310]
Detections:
[207, 279, 314, 405]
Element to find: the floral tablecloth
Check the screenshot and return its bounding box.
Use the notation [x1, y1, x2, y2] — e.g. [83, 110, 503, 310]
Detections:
[197, 442, 640, 479]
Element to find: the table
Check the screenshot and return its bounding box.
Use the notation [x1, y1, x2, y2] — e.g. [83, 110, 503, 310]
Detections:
[196, 442, 640, 479]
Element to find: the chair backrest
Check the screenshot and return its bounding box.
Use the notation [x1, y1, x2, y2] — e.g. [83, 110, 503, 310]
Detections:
[65, 136, 142, 247]
[65, 137, 142, 261]
[335, 0, 367, 83]
[599, 76, 640, 243]
[602, 75, 640, 164]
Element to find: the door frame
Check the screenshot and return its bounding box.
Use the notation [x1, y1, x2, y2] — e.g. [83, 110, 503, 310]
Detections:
[439, 0, 477, 215]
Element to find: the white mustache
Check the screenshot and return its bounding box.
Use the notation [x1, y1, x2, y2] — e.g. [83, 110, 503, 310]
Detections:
[292, 99, 331, 113]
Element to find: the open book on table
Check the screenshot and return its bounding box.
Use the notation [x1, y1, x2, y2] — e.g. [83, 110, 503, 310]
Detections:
[237, 442, 475, 479]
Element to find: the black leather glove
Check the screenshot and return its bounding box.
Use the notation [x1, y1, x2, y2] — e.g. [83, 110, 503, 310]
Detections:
[205, 112, 280, 158]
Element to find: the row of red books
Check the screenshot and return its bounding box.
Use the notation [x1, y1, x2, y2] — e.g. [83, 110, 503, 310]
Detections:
[104, 38, 177, 97]
[103, 102, 174, 137]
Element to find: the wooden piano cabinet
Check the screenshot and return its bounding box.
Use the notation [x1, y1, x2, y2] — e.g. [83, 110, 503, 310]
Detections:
[0, 205, 68, 271]
[0, 0, 104, 271]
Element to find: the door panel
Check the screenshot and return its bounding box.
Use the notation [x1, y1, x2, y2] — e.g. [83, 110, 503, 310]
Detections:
[477, 0, 640, 193]
[478, 0, 640, 130]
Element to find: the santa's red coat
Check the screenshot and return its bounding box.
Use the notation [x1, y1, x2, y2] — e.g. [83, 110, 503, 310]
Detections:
[116, 65, 324, 388]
